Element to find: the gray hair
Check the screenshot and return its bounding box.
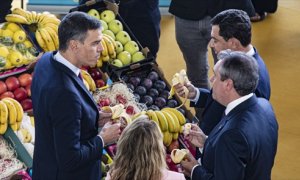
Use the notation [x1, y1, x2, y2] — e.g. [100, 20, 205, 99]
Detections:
[218, 50, 259, 96]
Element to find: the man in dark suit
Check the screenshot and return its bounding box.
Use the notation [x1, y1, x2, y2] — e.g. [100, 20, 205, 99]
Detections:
[31, 12, 121, 180]
[180, 51, 278, 179]
[0, 0, 12, 23]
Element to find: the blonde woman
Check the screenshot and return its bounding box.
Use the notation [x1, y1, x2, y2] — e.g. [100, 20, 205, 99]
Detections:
[106, 115, 185, 180]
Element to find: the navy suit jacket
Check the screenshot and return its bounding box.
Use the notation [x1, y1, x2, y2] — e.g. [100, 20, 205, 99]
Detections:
[192, 48, 271, 135]
[31, 52, 103, 180]
[192, 95, 278, 180]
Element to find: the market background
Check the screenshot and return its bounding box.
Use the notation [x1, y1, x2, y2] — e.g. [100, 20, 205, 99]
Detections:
[11, 0, 300, 179]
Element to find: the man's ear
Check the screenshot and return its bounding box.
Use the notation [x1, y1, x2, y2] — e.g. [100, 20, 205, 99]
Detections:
[69, 40, 79, 51]
[228, 38, 241, 50]
[225, 79, 234, 91]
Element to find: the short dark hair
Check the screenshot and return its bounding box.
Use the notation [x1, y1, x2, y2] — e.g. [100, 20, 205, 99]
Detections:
[218, 50, 259, 96]
[58, 11, 101, 51]
[211, 9, 251, 47]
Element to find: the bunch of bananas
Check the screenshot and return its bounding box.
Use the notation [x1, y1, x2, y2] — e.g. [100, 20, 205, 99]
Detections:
[0, 98, 24, 134]
[97, 34, 117, 68]
[133, 107, 186, 146]
[169, 69, 190, 108]
[5, 8, 60, 52]
[81, 70, 96, 92]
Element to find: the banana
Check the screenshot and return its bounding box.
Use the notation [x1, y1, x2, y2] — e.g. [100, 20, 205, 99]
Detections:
[119, 111, 132, 125]
[161, 111, 177, 133]
[35, 29, 47, 51]
[38, 28, 56, 51]
[103, 35, 116, 56]
[10, 123, 18, 131]
[103, 34, 117, 49]
[101, 40, 108, 57]
[1, 99, 17, 125]
[82, 79, 90, 90]
[162, 107, 186, 126]
[0, 101, 8, 124]
[5, 14, 29, 24]
[3, 98, 23, 122]
[101, 104, 125, 120]
[183, 123, 192, 136]
[44, 27, 59, 50]
[11, 8, 30, 19]
[154, 111, 168, 132]
[131, 111, 146, 121]
[40, 16, 60, 27]
[0, 123, 8, 134]
[81, 70, 96, 92]
[161, 109, 181, 132]
[163, 131, 172, 146]
[102, 54, 110, 62]
[170, 149, 189, 164]
[31, 11, 38, 23]
[97, 57, 103, 68]
[169, 69, 190, 108]
[45, 23, 59, 34]
[146, 110, 160, 127]
[172, 132, 179, 140]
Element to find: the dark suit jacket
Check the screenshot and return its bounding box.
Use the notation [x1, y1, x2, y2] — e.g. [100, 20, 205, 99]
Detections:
[31, 52, 103, 180]
[192, 48, 271, 135]
[192, 95, 278, 180]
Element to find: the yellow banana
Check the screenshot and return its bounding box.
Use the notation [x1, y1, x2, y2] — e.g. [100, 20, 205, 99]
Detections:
[103, 35, 116, 56]
[170, 149, 189, 164]
[154, 111, 168, 132]
[161, 111, 176, 133]
[0, 101, 8, 124]
[131, 111, 146, 121]
[1, 99, 17, 125]
[102, 55, 110, 62]
[0, 123, 8, 134]
[146, 110, 160, 127]
[11, 8, 30, 19]
[103, 34, 117, 49]
[81, 70, 96, 92]
[169, 69, 190, 108]
[45, 23, 59, 34]
[5, 14, 29, 24]
[10, 123, 18, 131]
[44, 27, 59, 50]
[3, 98, 23, 122]
[101, 104, 125, 120]
[97, 57, 103, 68]
[35, 29, 47, 51]
[39, 28, 56, 51]
[40, 16, 60, 27]
[101, 40, 108, 57]
[31, 11, 38, 23]
[172, 133, 179, 140]
[163, 131, 172, 146]
[82, 79, 90, 90]
[163, 107, 186, 125]
[162, 109, 181, 133]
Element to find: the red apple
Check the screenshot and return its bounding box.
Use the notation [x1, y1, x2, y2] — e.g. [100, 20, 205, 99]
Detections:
[25, 84, 31, 97]
[5, 76, 20, 91]
[18, 73, 32, 87]
[167, 140, 180, 153]
[20, 98, 33, 111]
[99, 98, 110, 107]
[125, 105, 135, 115]
[89, 68, 102, 80]
[0, 81, 7, 94]
[13, 87, 28, 102]
[95, 79, 105, 88]
[0, 91, 15, 99]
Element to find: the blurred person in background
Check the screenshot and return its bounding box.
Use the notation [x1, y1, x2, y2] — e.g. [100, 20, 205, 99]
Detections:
[0, 0, 12, 23]
[250, 0, 278, 22]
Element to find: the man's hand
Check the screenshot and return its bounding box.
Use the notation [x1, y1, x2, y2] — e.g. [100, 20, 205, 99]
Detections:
[99, 121, 121, 146]
[174, 82, 197, 99]
[185, 124, 207, 148]
[98, 111, 112, 127]
[181, 151, 199, 177]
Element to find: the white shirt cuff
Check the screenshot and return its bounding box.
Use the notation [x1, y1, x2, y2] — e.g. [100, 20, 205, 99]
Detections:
[191, 164, 201, 178]
[97, 135, 105, 147]
[190, 88, 200, 102]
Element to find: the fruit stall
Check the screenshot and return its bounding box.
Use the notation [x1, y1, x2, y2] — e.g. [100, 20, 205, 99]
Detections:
[0, 1, 194, 179]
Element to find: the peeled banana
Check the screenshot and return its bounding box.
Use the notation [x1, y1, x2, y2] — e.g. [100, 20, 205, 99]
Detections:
[170, 149, 189, 164]
[169, 69, 190, 108]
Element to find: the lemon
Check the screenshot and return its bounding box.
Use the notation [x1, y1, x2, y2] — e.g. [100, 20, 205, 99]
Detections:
[24, 40, 33, 48]
[4, 59, 13, 69]
[0, 46, 10, 58]
[8, 50, 23, 66]
[6, 22, 21, 32]
[2, 29, 14, 38]
[13, 30, 27, 43]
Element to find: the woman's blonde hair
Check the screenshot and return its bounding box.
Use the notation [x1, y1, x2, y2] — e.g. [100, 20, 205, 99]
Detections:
[109, 115, 167, 180]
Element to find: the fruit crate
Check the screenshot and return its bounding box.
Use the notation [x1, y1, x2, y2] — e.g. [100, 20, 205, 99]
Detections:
[108, 62, 194, 122]
[69, 0, 155, 72]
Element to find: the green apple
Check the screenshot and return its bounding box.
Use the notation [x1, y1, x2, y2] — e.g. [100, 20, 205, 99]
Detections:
[87, 9, 100, 20]
[111, 59, 123, 68]
[103, 29, 115, 40]
[132, 51, 145, 63]
[117, 51, 131, 66]
[108, 19, 123, 34]
[115, 41, 124, 54]
[100, 10, 116, 23]
[124, 40, 139, 55]
[99, 20, 108, 31]
[116, 31, 131, 45]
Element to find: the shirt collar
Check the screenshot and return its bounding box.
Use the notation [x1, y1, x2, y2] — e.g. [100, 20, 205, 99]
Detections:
[246, 45, 255, 57]
[54, 51, 81, 76]
[225, 93, 253, 115]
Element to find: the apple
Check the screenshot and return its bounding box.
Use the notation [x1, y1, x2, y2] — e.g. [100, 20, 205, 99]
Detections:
[5, 76, 20, 91]
[115, 41, 124, 54]
[117, 51, 131, 66]
[103, 29, 115, 40]
[99, 98, 110, 107]
[0, 81, 7, 94]
[0, 91, 14, 99]
[99, 20, 108, 31]
[167, 140, 180, 153]
[89, 68, 102, 80]
[108, 19, 123, 34]
[96, 79, 105, 88]
[132, 51, 145, 63]
[111, 59, 123, 68]
[25, 84, 31, 97]
[124, 41, 139, 55]
[13, 87, 28, 102]
[20, 98, 33, 111]
[87, 9, 100, 20]
[100, 10, 116, 23]
[116, 31, 131, 45]
[18, 73, 32, 87]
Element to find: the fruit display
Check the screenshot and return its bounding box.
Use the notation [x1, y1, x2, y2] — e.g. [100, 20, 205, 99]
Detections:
[5, 8, 60, 52]
[0, 22, 39, 71]
[86, 8, 151, 69]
